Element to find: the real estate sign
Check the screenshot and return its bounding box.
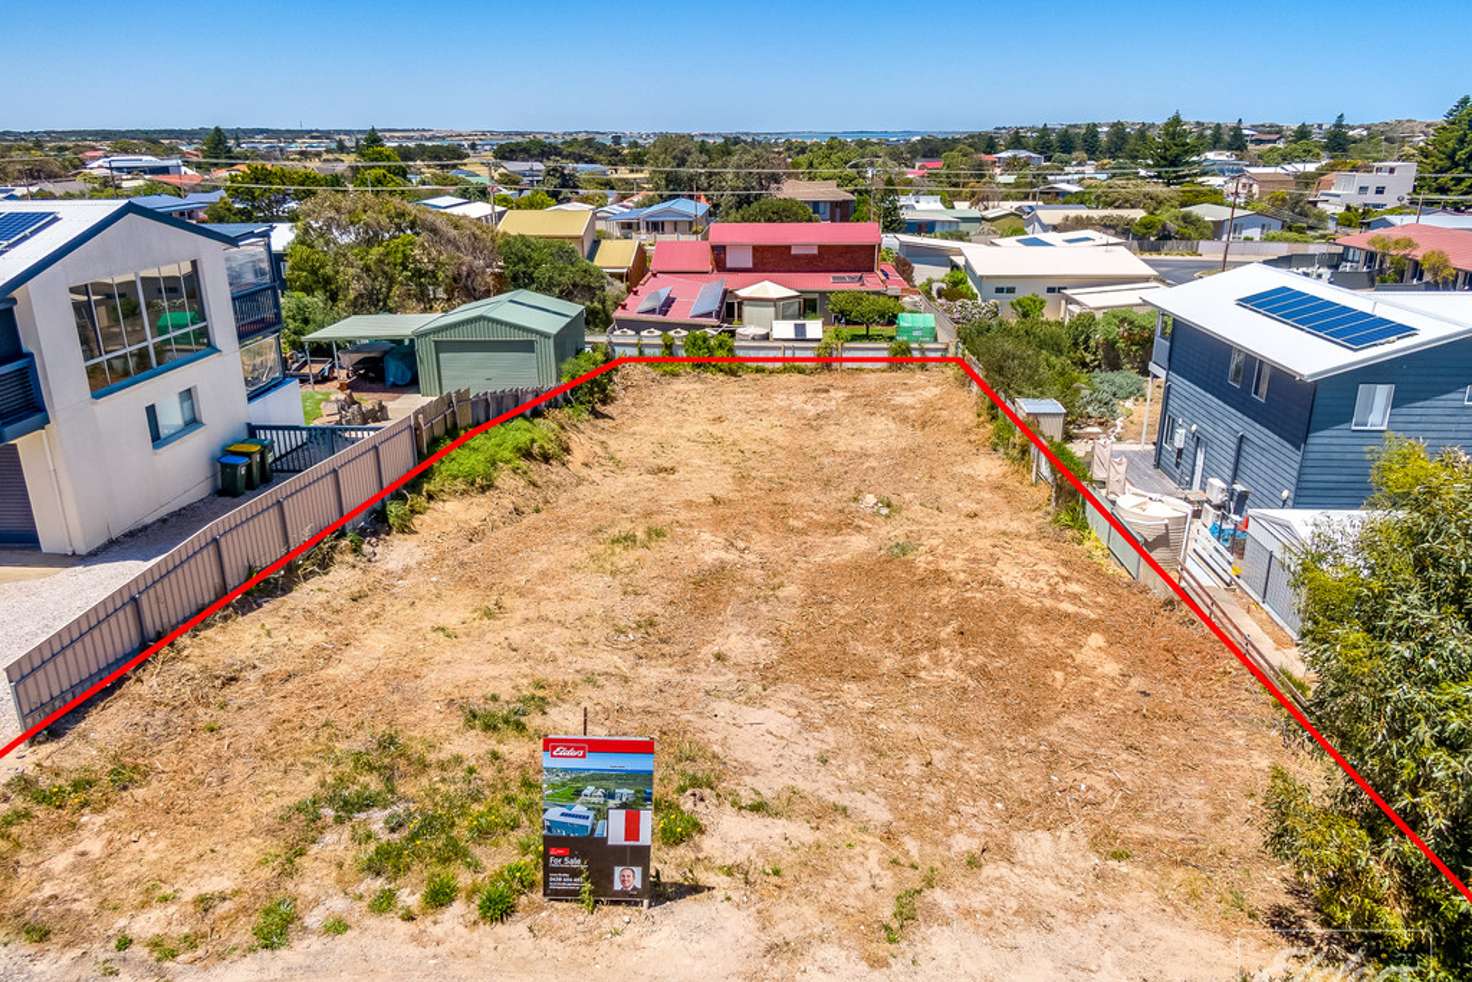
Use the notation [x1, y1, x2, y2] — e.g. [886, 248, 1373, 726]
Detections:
[541, 735, 655, 904]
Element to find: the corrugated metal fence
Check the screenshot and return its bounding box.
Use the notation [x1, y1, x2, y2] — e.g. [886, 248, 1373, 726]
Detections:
[3, 419, 418, 737]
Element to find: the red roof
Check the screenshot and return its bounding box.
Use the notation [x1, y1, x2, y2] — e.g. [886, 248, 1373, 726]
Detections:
[1336, 224, 1472, 272]
[914, 160, 943, 170]
[616, 265, 908, 325]
[706, 222, 881, 247]
[650, 240, 712, 273]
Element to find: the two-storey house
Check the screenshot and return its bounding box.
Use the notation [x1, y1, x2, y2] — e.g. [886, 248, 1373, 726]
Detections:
[1147, 264, 1472, 508]
[0, 201, 279, 553]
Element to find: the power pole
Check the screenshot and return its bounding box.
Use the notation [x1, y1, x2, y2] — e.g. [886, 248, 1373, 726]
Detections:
[1220, 174, 1241, 272]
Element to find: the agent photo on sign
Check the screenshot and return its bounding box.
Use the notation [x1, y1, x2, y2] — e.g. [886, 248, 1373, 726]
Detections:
[613, 866, 642, 895]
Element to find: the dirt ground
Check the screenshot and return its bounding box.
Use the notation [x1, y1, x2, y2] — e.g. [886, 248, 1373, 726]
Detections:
[0, 368, 1309, 980]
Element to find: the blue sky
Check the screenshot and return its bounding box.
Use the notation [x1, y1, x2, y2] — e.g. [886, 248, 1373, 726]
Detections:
[5, 0, 1469, 132]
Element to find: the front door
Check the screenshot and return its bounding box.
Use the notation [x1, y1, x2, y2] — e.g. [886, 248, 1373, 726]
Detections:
[1190, 437, 1207, 491]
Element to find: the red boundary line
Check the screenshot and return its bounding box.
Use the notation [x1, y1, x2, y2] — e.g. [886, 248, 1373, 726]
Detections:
[4, 354, 1468, 907]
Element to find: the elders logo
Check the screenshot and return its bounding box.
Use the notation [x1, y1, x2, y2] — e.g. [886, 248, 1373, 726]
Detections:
[549, 744, 586, 759]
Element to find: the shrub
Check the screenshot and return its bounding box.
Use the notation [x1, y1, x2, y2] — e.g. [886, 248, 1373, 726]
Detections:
[887, 339, 912, 359]
[421, 419, 566, 497]
[560, 347, 616, 410]
[385, 492, 428, 533]
[252, 897, 296, 950]
[683, 331, 713, 359]
[476, 880, 517, 923]
[828, 292, 904, 326]
[1009, 294, 1046, 320]
[656, 802, 703, 846]
[321, 916, 350, 936]
[422, 869, 459, 910]
[1079, 370, 1146, 422]
[367, 888, 398, 914]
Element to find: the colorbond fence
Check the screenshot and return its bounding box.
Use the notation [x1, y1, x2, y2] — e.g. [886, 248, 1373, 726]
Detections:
[2, 419, 418, 738]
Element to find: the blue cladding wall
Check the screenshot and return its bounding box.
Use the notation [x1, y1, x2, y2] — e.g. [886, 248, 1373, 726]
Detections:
[1296, 339, 1472, 507]
[1155, 319, 1311, 503]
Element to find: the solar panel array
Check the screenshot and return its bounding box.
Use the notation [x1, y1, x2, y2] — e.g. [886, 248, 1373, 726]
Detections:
[1236, 286, 1418, 350]
[635, 287, 671, 314]
[0, 211, 59, 255]
[688, 279, 725, 319]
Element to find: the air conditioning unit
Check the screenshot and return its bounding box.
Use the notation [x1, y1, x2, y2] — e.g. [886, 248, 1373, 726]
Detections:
[1171, 423, 1187, 450]
[1204, 477, 1229, 507]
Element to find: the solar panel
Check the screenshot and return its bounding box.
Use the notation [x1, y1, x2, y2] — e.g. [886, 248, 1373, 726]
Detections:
[1063, 235, 1094, 244]
[1015, 236, 1054, 247]
[0, 211, 59, 254]
[635, 287, 671, 314]
[1237, 287, 1417, 350]
[688, 279, 725, 320]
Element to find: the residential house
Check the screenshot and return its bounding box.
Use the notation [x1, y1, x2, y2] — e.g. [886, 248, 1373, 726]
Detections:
[498, 160, 546, 185]
[1334, 223, 1472, 290]
[203, 222, 300, 424]
[84, 155, 187, 178]
[988, 230, 1123, 248]
[1146, 263, 1472, 507]
[902, 208, 983, 235]
[614, 223, 903, 332]
[1238, 165, 1311, 201]
[591, 239, 649, 286]
[994, 149, 1044, 167]
[1365, 212, 1472, 232]
[1059, 282, 1165, 321]
[890, 234, 1157, 318]
[905, 159, 944, 178]
[414, 194, 506, 225]
[1022, 206, 1146, 234]
[602, 197, 709, 238]
[495, 208, 596, 258]
[773, 180, 856, 222]
[1183, 203, 1284, 241]
[0, 201, 285, 553]
[1311, 162, 1417, 214]
[1036, 182, 1085, 200]
[132, 191, 226, 223]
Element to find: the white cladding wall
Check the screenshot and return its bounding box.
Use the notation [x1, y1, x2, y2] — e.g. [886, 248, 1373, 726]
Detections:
[246, 378, 305, 426]
[11, 214, 250, 554]
[968, 273, 1150, 319]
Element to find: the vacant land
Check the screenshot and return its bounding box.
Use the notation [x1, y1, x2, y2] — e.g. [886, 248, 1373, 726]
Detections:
[0, 369, 1302, 980]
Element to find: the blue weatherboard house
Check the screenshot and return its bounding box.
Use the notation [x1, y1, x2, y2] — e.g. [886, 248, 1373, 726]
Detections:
[1147, 265, 1472, 509]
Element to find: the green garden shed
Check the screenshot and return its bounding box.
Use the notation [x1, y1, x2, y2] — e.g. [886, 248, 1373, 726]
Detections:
[413, 290, 586, 395]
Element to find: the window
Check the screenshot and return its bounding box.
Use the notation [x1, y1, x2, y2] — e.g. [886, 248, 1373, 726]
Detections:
[1466, 385, 1472, 406]
[1158, 314, 1174, 339]
[790, 244, 818, 255]
[239, 333, 284, 395]
[146, 388, 200, 446]
[1228, 348, 1246, 386]
[1252, 361, 1271, 401]
[993, 285, 1016, 295]
[70, 261, 211, 394]
[726, 245, 752, 269]
[1045, 286, 1063, 294]
[1352, 384, 1394, 430]
[222, 243, 272, 293]
[1374, 186, 1386, 195]
[1356, 185, 1370, 195]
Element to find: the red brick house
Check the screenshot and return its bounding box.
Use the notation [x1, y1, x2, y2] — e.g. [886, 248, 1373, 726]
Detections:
[615, 223, 907, 333]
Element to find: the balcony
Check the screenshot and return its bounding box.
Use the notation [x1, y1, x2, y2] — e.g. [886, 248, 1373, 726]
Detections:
[0, 354, 48, 442]
[232, 283, 283, 340]
[1149, 332, 1171, 377]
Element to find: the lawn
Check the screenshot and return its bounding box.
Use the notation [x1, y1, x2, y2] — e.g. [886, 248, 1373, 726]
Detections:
[300, 389, 332, 424]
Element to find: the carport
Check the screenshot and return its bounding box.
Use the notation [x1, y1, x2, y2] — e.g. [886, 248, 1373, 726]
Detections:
[301, 313, 436, 386]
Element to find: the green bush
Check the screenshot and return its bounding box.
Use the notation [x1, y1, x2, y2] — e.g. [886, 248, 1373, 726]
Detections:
[476, 880, 517, 923]
[560, 346, 616, 411]
[422, 420, 566, 497]
[1079, 370, 1146, 422]
[422, 869, 459, 910]
[888, 339, 912, 359]
[828, 291, 904, 326]
[656, 802, 703, 846]
[252, 897, 297, 950]
[1009, 294, 1046, 320]
[683, 331, 713, 359]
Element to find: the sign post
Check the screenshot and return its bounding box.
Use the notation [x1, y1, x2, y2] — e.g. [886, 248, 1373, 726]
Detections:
[541, 736, 655, 905]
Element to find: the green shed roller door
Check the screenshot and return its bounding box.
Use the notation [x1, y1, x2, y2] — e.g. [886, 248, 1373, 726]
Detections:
[434, 339, 541, 392]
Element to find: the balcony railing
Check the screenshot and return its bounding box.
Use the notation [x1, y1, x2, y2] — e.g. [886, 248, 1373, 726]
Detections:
[232, 283, 283, 340]
[0, 354, 48, 442]
[1149, 333, 1171, 374]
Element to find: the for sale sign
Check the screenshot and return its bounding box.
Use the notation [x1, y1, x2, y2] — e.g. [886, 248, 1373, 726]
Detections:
[541, 736, 655, 903]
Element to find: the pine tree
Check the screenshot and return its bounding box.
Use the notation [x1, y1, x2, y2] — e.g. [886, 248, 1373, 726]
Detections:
[1055, 127, 1077, 156]
[1324, 113, 1350, 155]
[1005, 128, 1027, 150]
[1227, 118, 1248, 153]
[1148, 112, 1200, 184]
[1104, 121, 1129, 158]
[1126, 124, 1152, 161]
[979, 132, 998, 154]
[1292, 122, 1314, 143]
[1031, 124, 1054, 158]
[1081, 122, 1101, 158]
[201, 126, 230, 163]
[1208, 122, 1224, 150]
[362, 126, 385, 149]
[1419, 96, 1472, 198]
